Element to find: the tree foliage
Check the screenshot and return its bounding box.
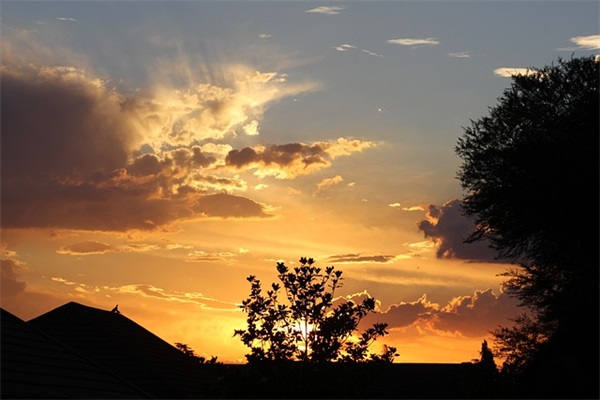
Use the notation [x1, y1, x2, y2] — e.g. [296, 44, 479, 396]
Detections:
[455, 56, 598, 396]
[234, 257, 398, 363]
[174, 342, 219, 365]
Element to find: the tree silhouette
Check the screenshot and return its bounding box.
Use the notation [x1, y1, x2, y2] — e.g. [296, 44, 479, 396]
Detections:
[234, 257, 398, 363]
[455, 56, 598, 397]
[174, 342, 219, 365]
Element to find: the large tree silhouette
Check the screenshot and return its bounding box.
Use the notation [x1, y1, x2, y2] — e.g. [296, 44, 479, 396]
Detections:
[234, 257, 397, 364]
[455, 56, 598, 398]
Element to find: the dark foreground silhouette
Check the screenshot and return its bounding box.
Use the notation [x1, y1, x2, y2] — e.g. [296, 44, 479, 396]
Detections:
[1, 302, 594, 399]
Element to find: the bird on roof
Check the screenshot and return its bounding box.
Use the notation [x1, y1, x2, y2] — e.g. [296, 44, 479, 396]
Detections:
[111, 305, 120, 314]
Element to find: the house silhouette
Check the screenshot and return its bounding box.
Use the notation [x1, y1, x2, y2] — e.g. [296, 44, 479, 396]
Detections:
[2, 302, 211, 399]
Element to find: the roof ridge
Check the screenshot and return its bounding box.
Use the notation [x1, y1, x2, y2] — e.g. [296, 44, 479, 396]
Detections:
[2, 308, 154, 398]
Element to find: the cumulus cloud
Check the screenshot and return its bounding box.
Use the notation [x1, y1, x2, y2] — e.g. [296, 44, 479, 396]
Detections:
[387, 38, 440, 46]
[416, 199, 502, 262]
[1, 63, 319, 231]
[128, 65, 317, 149]
[224, 138, 375, 179]
[362, 289, 520, 337]
[305, 6, 345, 15]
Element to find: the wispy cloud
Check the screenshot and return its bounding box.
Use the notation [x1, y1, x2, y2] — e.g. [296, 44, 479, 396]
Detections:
[327, 253, 396, 264]
[334, 44, 356, 52]
[557, 34, 600, 51]
[56, 17, 77, 22]
[186, 251, 237, 262]
[448, 52, 471, 58]
[258, 32, 271, 39]
[333, 43, 383, 58]
[388, 38, 440, 46]
[314, 175, 344, 194]
[493, 67, 537, 77]
[305, 6, 345, 15]
[57, 241, 159, 255]
[361, 49, 383, 58]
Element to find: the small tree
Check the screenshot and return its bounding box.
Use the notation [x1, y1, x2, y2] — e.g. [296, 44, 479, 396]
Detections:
[478, 340, 497, 372]
[174, 342, 219, 365]
[234, 257, 398, 363]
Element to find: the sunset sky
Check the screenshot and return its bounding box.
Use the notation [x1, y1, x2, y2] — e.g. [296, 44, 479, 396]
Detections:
[1, 0, 598, 364]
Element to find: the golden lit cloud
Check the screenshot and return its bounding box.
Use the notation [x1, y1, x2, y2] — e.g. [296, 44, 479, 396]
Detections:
[225, 138, 375, 179]
[493, 67, 537, 77]
[570, 34, 600, 50]
[315, 175, 344, 194]
[56, 241, 159, 255]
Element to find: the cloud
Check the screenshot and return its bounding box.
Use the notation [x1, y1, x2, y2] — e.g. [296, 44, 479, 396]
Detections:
[388, 202, 402, 208]
[333, 44, 382, 57]
[1, 63, 305, 231]
[416, 199, 502, 262]
[45, 280, 238, 310]
[362, 289, 520, 338]
[493, 67, 537, 77]
[402, 205, 425, 211]
[224, 138, 375, 179]
[314, 175, 343, 194]
[448, 52, 471, 58]
[258, 33, 271, 39]
[56, 17, 77, 22]
[305, 6, 345, 15]
[387, 38, 440, 46]
[1, 257, 27, 297]
[127, 65, 317, 148]
[361, 49, 383, 58]
[334, 44, 356, 52]
[56, 240, 158, 255]
[327, 254, 396, 264]
[186, 250, 236, 262]
[569, 34, 600, 50]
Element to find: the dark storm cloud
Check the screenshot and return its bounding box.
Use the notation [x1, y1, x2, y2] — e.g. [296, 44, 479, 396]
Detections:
[0, 65, 271, 231]
[416, 199, 502, 263]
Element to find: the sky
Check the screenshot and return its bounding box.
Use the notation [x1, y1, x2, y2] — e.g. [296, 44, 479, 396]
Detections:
[1, 0, 598, 365]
